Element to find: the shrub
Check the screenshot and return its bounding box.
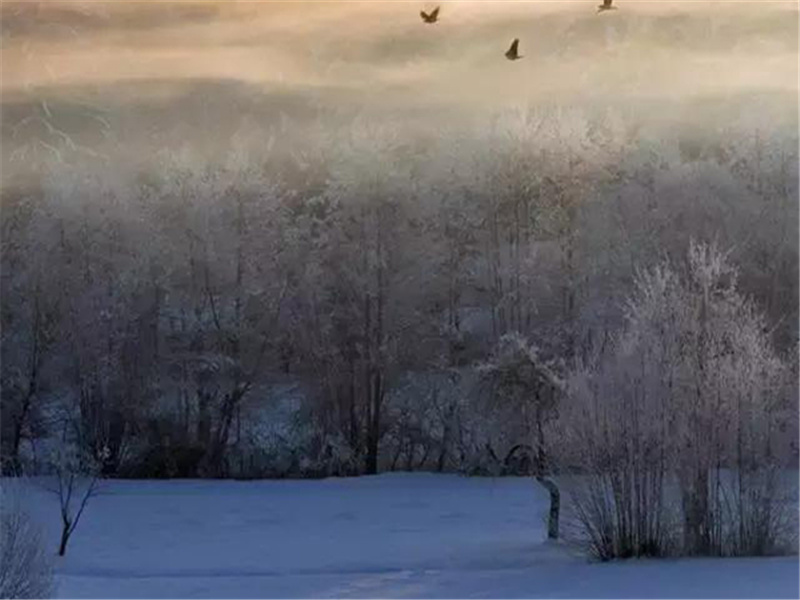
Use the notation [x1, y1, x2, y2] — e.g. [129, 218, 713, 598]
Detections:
[560, 241, 796, 558]
[0, 487, 54, 599]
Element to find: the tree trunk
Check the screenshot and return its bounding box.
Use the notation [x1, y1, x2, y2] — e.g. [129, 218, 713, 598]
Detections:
[365, 439, 378, 474]
[437, 427, 449, 473]
[58, 522, 70, 557]
[536, 476, 560, 540]
[364, 374, 381, 475]
[534, 409, 559, 540]
[683, 469, 710, 554]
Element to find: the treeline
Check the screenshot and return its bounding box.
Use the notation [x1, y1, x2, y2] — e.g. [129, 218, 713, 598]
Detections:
[1, 107, 797, 480]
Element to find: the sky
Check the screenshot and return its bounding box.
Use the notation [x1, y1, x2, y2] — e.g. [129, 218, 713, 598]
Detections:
[1, 0, 797, 178]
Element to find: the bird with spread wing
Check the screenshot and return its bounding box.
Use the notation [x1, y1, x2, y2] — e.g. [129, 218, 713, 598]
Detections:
[420, 6, 440, 23]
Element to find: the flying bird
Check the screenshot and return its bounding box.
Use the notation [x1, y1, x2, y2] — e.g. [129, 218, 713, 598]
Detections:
[505, 38, 522, 61]
[597, 0, 617, 12]
[420, 6, 440, 23]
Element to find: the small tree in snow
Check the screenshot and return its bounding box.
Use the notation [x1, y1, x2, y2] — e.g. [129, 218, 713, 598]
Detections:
[480, 333, 564, 539]
[47, 438, 106, 557]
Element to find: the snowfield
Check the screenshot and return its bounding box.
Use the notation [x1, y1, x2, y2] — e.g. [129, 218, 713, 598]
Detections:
[18, 474, 800, 599]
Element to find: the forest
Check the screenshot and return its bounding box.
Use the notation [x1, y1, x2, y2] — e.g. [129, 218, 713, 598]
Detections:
[3, 104, 797, 491]
[10, 96, 800, 600]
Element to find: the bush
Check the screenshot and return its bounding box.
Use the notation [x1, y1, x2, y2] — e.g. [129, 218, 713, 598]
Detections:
[0, 487, 54, 599]
[559, 463, 681, 559]
[560, 241, 796, 559]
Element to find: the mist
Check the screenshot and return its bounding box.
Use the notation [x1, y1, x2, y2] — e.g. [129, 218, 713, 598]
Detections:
[2, 0, 797, 175]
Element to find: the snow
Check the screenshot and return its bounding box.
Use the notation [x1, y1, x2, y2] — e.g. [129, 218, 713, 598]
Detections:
[16, 473, 800, 598]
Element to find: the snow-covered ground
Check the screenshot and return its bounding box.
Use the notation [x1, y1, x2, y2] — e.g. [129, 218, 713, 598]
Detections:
[18, 474, 800, 598]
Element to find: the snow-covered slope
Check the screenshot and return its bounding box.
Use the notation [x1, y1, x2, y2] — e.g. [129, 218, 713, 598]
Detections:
[19, 474, 799, 598]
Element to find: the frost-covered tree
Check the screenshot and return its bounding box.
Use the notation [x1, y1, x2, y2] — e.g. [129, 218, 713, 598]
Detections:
[0, 484, 54, 598]
[561, 240, 796, 558]
[0, 184, 64, 475]
[480, 333, 564, 539]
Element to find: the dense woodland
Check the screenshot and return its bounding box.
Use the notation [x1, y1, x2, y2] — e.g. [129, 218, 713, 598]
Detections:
[2, 108, 798, 489]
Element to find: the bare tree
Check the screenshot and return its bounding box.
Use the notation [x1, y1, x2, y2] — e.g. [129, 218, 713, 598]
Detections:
[47, 437, 105, 557]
